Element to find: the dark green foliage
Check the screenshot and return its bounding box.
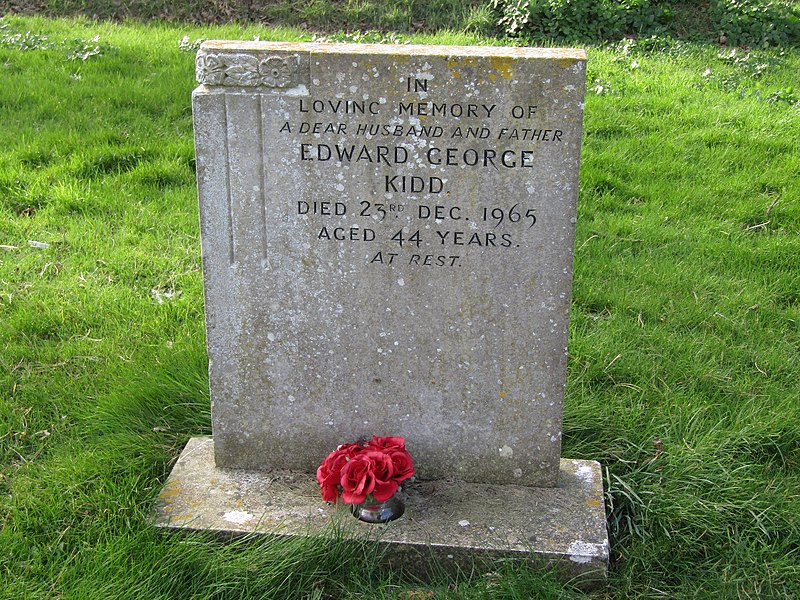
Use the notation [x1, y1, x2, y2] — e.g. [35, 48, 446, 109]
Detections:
[494, 0, 674, 41]
[712, 0, 800, 47]
[6, 0, 800, 46]
[491, 0, 800, 46]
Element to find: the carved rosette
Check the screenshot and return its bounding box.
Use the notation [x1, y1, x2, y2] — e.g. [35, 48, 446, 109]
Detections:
[196, 52, 300, 88]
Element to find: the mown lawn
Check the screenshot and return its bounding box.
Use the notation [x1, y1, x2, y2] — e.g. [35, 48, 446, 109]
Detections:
[1, 15, 798, 599]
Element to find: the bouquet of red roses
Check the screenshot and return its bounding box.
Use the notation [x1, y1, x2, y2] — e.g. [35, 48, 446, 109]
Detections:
[316, 436, 414, 504]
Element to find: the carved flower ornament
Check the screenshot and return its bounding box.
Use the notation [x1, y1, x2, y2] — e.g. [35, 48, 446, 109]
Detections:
[258, 56, 295, 87]
[195, 53, 225, 85]
[195, 53, 299, 88]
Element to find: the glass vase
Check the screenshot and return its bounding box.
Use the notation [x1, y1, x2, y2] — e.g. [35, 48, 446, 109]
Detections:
[350, 492, 405, 523]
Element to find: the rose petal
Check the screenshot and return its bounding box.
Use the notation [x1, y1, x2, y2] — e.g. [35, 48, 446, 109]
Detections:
[372, 479, 399, 502]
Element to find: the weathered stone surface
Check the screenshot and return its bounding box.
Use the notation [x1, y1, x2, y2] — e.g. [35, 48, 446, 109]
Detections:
[154, 438, 608, 583]
[194, 42, 587, 486]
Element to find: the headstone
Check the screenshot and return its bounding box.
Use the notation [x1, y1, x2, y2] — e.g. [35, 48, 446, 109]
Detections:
[155, 41, 608, 584]
[195, 41, 584, 486]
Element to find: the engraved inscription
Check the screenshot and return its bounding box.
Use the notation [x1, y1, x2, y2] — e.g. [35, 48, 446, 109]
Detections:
[278, 75, 568, 269]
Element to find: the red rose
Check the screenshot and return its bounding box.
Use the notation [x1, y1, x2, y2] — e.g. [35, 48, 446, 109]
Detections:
[386, 448, 414, 482]
[337, 442, 367, 456]
[364, 450, 398, 502]
[316, 443, 364, 502]
[368, 435, 405, 451]
[339, 454, 376, 504]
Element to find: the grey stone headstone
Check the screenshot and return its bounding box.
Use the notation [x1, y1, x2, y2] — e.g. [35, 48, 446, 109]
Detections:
[193, 42, 586, 487]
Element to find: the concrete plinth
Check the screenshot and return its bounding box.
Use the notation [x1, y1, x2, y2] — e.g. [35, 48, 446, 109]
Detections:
[153, 438, 608, 586]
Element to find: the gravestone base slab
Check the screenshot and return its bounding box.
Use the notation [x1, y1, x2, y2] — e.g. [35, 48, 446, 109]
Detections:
[153, 437, 608, 586]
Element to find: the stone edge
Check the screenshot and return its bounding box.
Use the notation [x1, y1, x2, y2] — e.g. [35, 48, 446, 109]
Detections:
[199, 40, 587, 60]
[152, 438, 608, 587]
[195, 41, 586, 88]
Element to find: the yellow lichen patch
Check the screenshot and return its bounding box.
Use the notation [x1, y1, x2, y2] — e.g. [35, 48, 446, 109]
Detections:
[489, 57, 515, 80]
[168, 514, 194, 521]
[159, 484, 182, 499]
[448, 57, 479, 69]
[447, 58, 461, 79]
[586, 498, 602, 508]
[557, 58, 580, 70]
[500, 390, 507, 399]
[392, 54, 411, 66]
[447, 56, 480, 79]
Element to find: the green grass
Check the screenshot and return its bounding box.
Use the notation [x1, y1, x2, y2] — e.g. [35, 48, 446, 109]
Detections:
[1, 14, 799, 599]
